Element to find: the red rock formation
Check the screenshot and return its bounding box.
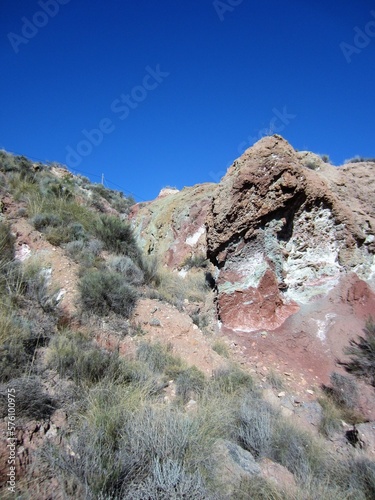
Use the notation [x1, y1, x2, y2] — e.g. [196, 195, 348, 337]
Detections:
[206, 135, 375, 333]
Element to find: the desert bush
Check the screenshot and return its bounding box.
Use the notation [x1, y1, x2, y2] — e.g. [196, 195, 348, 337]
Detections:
[46, 331, 129, 386]
[270, 420, 328, 482]
[324, 372, 359, 410]
[44, 391, 208, 499]
[318, 396, 343, 437]
[233, 475, 290, 500]
[211, 365, 255, 395]
[304, 160, 320, 170]
[0, 150, 17, 172]
[175, 366, 206, 403]
[65, 239, 102, 267]
[0, 309, 54, 383]
[65, 239, 85, 258]
[155, 269, 210, 309]
[345, 156, 375, 164]
[236, 393, 276, 459]
[0, 221, 15, 264]
[39, 174, 74, 200]
[127, 457, 207, 499]
[79, 269, 138, 317]
[107, 255, 144, 285]
[341, 317, 375, 387]
[320, 154, 330, 163]
[86, 238, 103, 255]
[90, 183, 135, 213]
[266, 369, 286, 391]
[136, 341, 184, 376]
[93, 213, 140, 259]
[139, 254, 161, 286]
[0, 317, 32, 382]
[348, 457, 375, 499]
[0, 377, 57, 420]
[190, 311, 210, 330]
[27, 194, 101, 237]
[182, 253, 208, 269]
[212, 339, 229, 358]
[31, 212, 87, 246]
[21, 259, 59, 312]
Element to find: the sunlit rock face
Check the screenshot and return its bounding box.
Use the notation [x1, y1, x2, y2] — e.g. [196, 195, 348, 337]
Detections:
[206, 135, 375, 332]
[129, 183, 216, 269]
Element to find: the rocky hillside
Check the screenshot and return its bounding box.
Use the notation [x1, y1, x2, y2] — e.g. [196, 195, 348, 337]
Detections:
[1, 142, 375, 499]
[131, 135, 375, 387]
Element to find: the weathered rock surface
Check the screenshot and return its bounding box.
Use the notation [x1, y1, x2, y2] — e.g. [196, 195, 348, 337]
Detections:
[211, 439, 296, 498]
[206, 135, 375, 334]
[211, 439, 260, 497]
[130, 134, 375, 401]
[129, 183, 215, 269]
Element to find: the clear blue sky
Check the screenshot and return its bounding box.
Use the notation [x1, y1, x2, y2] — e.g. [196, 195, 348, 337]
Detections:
[1, 1, 374, 201]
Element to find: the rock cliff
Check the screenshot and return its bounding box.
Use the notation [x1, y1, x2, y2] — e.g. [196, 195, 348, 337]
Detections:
[206, 135, 375, 333]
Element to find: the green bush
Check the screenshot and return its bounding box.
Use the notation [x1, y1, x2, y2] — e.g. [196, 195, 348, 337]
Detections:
[47, 331, 129, 386]
[341, 317, 375, 387]
[0, 221, 15, 264]
[233, 476, 290, 500]
[212, 339, 230, 358]
[31, 213, 62, 230]
[182, 253, 208, 269]
[211, 366, 255, 395]
[90, 183, 135, 213]
[79, 269, 138, 317]
[270, 420, 327, 482]
[325, 372, 359, 410]
[107, 255, 144, 285]
[175, 366, 206, 403]
[0, 377, 57, 420]
[43, 392, 208, 499]
[0, 320, 33, 382]
[236, 393, 276, 458]
[93, 214, 140, 259]
[136, 341, 184, 376]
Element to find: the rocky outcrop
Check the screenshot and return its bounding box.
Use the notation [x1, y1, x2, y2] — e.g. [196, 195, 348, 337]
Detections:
[206, 135, 375, 333]
[129, 183, 215, 269]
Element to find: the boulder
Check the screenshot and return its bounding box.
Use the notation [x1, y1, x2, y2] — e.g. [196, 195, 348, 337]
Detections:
[211, 439, 260, 497]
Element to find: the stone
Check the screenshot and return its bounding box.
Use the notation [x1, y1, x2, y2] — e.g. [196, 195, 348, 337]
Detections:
[259, 457, 297, 493]
[356, 422, 375, 457]
[211, 439, 260, 497]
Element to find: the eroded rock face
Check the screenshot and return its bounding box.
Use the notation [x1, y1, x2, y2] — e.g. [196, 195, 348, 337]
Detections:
[206, 135, 375, 332]
[129, 183, 215, 269]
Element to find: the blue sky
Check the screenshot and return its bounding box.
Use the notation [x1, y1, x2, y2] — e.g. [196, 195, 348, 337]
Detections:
[1, 0, 374, 201]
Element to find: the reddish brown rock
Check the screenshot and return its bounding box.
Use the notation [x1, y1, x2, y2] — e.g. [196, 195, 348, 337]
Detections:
[218, 268, 299, 332]
[206, 135, 375, 333]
